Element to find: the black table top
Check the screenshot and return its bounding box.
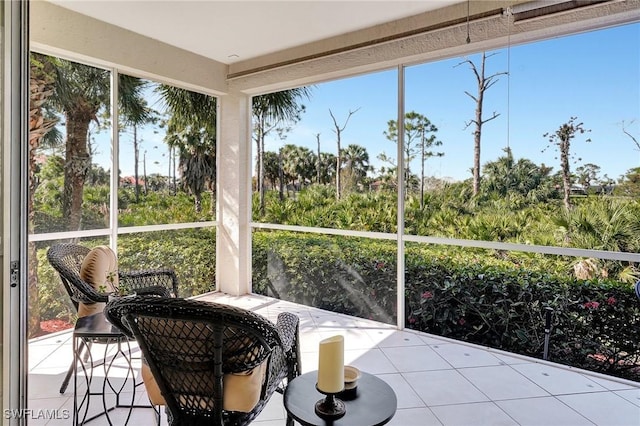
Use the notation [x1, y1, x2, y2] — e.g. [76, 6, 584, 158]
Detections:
[284, 371, 397, 426]
[74, 311, 126, 338]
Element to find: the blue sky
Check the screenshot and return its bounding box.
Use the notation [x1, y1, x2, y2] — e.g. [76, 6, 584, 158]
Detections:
[109, 21, 639, 183]
[263, 21, 640, 183]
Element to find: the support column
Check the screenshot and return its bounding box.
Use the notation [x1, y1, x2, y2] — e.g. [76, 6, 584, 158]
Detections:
[216, 92, 252, 296]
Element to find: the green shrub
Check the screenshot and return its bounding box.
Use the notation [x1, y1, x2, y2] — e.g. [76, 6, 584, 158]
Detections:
[36, 248, 76, 322]
[253, 232, 397, 323]
[118, 229, 216, 297]
[253, 231, 640, 382]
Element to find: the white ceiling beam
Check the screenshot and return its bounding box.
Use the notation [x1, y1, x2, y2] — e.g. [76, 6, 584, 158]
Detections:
[30, 1, 229, 95]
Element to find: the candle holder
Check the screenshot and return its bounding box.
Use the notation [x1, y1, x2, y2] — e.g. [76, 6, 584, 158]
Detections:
[314, 384, 346, 420]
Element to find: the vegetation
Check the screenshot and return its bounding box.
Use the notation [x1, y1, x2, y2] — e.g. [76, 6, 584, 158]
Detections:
[543, 117, 592, 210]
[456, 52, 507, 196]
[252, 232, 640, 382]
[29, 49, 640, 383]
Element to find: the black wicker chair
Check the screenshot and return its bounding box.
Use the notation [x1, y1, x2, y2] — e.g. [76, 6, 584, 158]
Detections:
[47, 243, 179, 393]
[104, 295, 301, 426]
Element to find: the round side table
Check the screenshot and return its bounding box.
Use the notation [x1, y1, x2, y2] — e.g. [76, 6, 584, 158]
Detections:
[284, 371, 397, 426]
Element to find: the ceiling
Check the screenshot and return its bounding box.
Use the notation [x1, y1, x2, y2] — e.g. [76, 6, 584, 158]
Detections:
[49, 0, 460, 64]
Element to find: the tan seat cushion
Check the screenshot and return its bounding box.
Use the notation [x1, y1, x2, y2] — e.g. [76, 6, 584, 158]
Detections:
[78, 246, 118, 317]
[140, 356, 268, 413]
[222, 361, 268, 412]
[141, 358, 165, 406]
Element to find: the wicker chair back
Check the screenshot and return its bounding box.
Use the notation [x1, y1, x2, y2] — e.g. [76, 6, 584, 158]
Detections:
[105, 295, 300, 426]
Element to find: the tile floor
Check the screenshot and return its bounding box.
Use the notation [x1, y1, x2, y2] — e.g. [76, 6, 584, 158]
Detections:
[28, 292, 640, 426]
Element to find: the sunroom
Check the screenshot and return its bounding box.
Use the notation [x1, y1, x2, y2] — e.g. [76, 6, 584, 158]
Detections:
[3, 0, 640, 425]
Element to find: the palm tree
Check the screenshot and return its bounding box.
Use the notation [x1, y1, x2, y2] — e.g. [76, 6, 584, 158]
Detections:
[281, 144, 314, 191]
[253, 88, 311, 214]
[481, 147, 554, 202]
[554, 198, 640, 282]
[159, 84, 217, 214]
[118, 77, 154, 202]
[28, 53, 58, 337]
[46, 57, 109, 230]
[318, 152, 337, 185]
[174, 136, 216, 213]
[43, 55, 151, 231]
[340, 144, 370, 192]
[575, 163, 601, 194]
[263, 151, 281, 191]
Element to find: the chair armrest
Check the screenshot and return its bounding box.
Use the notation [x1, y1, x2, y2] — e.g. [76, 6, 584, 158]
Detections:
[119, 269, 179, 297]
[134, 285, 173, 298]
[66, 273, 109, 304]
[276, 312, 299, 354]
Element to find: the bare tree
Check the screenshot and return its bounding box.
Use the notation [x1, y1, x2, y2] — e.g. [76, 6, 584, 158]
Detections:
[543, 117, 591, 210]
[329, 108, 360, 199]
[621, 119, 640, 164]
[456, 52, 507, 196]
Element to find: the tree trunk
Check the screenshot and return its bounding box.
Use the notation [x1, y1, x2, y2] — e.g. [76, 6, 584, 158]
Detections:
[133, 125, 140, 202]
[473, 90, 484, 196]
[257, 117, 266, 214]
[143, 150, 148, 194]
[336, 135, 341, 199]
[316, 133, 321, 184]
[210, 185, 215, 216]
[194, 193, 202, 213]
[278, 148, 284, 201]
[28, 61, 56, 337]
[172, 147, 177, 195]
[420, 131, 425, 210]
[560, 140, 572, 210]
[63, 108, 92, 232]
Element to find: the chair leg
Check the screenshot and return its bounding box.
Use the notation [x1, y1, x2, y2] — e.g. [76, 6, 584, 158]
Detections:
[152, 404, 162, 426]
[59, 339, 92, 393]
[59, 361, 75, 394]
[286, 413, 295, 426]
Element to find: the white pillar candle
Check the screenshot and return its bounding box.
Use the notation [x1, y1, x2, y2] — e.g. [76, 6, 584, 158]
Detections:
[317, 335, 345, 393]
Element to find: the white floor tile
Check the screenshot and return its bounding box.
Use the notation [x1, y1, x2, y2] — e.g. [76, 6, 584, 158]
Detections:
[511, 363, 608, 395]
[459, 365, 549, 400]
[491, 352, 535, 365]
[615, 388, 640, 407]
[430, 343, 504, 368]
[26, 294, 640, 426]
[497, 396, 594, 426]
[28, 370, 72, 399]
[311, 314, 359, 331]
[14, 397, 72, 426]
[298, 329, 324, 353]
[300, 351, 319, 374]
[254, 392, 287, 422]
[431, 401, 518, 426]
[587, 374, 640, 391]
[377, 373, 425, 409]
[345, 348, 398, 374]
[318, 328, 376, 350]
[381, 345, 451, 372]
[387, 407, 443, 426]
[419, 333, 450, 345]
[558, 392, 640, 426]
[365, 328, 428, 348]
[404, 370, 490, 406]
